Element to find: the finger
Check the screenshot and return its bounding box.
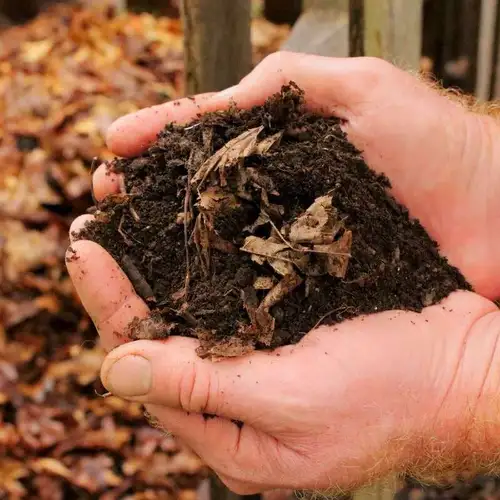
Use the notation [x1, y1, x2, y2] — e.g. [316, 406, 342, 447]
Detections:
[208, 52, 395, 119]
[66, 240, 150, 351]
[106, 93, 217, 157]
[92, 163, 121, 201]
[69, 214, 94, 243]
[99, 291, 497, 425]
[145, 404, 282, 494]
[100, 336, 286, 423]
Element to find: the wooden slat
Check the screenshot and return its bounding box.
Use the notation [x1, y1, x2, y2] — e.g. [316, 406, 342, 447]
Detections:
[281, 0, 349, 57]
[363, 0, 423, 71]
[476, 0, 498, 100]
[180, 0, 252, 94]
[491, 0, 500, 98]
[349, 0, 364, 56]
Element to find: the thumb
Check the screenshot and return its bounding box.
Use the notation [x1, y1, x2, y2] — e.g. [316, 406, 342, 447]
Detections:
[100, 336, 285, 423]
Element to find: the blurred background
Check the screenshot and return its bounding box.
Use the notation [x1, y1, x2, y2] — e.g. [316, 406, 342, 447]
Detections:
[0, 1, 499, 499]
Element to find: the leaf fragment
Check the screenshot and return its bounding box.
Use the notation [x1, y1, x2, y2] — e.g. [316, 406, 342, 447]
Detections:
[288, 195, 343, 245]
[191, 126, 264, 188]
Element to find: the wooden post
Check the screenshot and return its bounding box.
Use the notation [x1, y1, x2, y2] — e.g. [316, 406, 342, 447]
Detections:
[282, 0, 349, 57]
[349, 0, 364, 56]
[476, 0, 498, 100]
[493, 0, 500, 98]
[362, 0, 423, 71]
[180, 0, 252, 95]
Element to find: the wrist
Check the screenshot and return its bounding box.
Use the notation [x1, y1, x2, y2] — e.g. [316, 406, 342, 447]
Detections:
[411, 308, 500, 481]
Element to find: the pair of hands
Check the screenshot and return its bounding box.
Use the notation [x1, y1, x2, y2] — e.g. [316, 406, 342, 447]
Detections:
[67, 53, 500, 494]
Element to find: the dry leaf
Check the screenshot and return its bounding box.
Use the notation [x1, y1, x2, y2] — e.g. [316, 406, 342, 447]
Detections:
[289, 195, 342, 245]
[253, 276, 275, 289]
[191, 126, 264, 188]
[254, 130, 284, 154]
[313, 230, 353, 279]
[196, 329, 255, 359]
[0, 458, 29, 496]
[31, 458, 73, 480]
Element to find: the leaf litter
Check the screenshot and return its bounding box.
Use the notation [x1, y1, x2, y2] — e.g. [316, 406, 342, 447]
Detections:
[1, 1, 297, 496]
[77, 83, 471, 360]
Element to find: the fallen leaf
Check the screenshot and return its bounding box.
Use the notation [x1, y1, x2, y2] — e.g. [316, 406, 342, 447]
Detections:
[253, 276, 275, 289]
[31, 458, 73, 481]
[191, 126, 264, 188]
[254, 130, 284, 154]
[288, 195, 342, 245]
[0, 458, 29, 496]
[196, 330, 255, 359]
[313, 230, 353, 279]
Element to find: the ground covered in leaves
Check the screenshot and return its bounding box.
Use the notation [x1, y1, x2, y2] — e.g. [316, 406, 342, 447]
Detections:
[79, 84, 470, 359]
[0, 4, 288, 498]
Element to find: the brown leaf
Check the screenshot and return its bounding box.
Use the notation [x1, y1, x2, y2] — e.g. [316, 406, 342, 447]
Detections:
[313, 230, 353, 279]
[241, 235, 308, 276]
[254, 130, 284, 155]
[197, 186, 239, 213]
[253, 276, 275, 290]
[0, 458, 29, 496]
[261, 272, 304, 311]
[191, 126, 264, 188]
[196, 330, 255, 359]
[68, 454, 122, 493]
[289, 195, 343, 245]
[0, 220, 63, 281]
[31, 458, 72, 481]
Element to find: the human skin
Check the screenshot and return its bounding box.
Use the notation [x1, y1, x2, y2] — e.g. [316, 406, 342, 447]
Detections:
[67, 53, 500, 494]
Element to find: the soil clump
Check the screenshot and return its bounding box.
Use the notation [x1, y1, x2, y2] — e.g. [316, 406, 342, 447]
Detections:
[76, 84, 470, 358]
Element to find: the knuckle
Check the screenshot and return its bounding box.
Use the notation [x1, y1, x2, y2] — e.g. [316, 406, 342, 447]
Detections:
[259, 51, 293, 75]
[178, 362, 215, 413]
[360, 56, 394, 75]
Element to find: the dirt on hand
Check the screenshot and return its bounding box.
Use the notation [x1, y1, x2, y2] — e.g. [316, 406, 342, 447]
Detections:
[76, 83, 471, 359]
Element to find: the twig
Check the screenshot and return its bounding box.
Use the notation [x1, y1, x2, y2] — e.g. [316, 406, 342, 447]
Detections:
[121, 254, 156, 304]
[118, 175, 127, 194]
[117, 214, 133, 247]
[90, 157, 99, 205]
[184, 122, 202, 131]
[183, 162, 193, 299]
[312, 306, 356, 330]
[266, 214, 295, 251]
[129, 204, 140, 222]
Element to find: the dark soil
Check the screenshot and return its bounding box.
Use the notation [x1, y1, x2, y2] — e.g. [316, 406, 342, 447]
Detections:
[75, 83, 471, 358]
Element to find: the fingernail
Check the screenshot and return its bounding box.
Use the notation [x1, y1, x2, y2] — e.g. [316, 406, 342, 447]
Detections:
[103, 355, 152, 397]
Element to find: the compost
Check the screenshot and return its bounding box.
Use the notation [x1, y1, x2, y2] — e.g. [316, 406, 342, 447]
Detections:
[77, 84, 470, 359]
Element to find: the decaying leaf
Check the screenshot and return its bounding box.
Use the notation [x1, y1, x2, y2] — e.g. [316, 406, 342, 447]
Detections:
[254, 130, 284, 155]
[313, 230, 353, 279]
[195, 330, 255, 359]
[0, 458, 29, 496]
[241, 235, 309, 276]
[191, 126, 264, 187]
[288, 195, 343, 245]
[253, 276, 275, 290]
[243, 272, 303, 345]
[197, 186, 240, 214]
[30, 458, 73, 481]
